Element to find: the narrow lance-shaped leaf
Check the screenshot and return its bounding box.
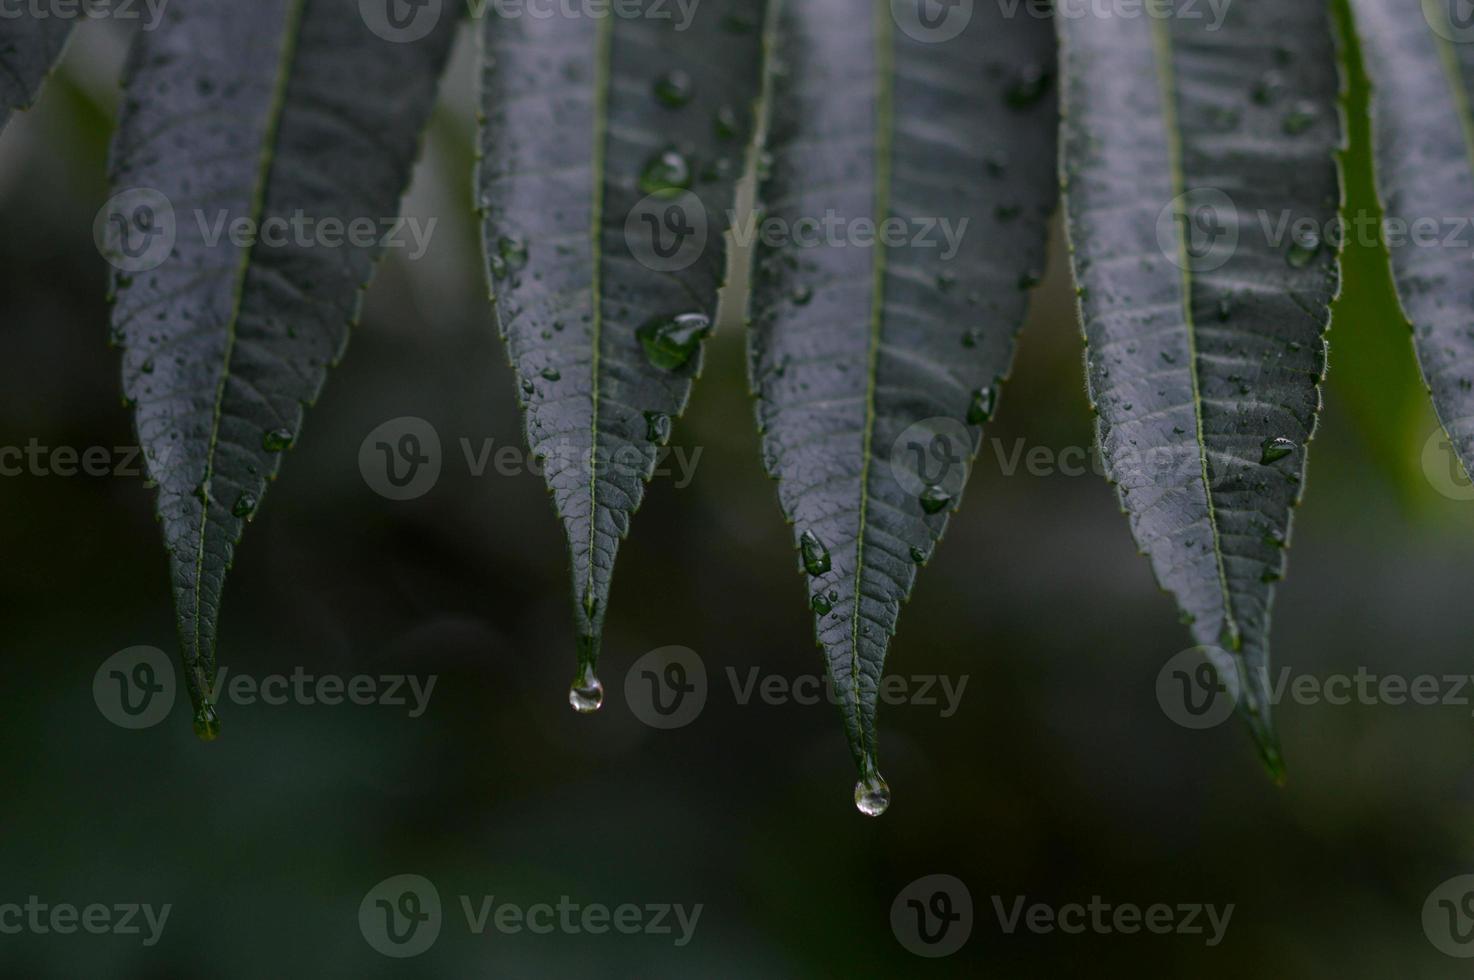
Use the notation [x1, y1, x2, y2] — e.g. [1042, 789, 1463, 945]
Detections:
[1350, 0, 1474, 482]
[476, 1, 767, 708]
[0, 10, 73, 131]
[1057, 0, 1343, 777]
[748, 0, 1057, 813]
[102, 0, 458, 735]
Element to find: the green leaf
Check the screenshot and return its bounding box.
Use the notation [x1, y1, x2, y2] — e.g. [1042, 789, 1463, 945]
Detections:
[103, 0, 457, 736]
[476, 1, 767, 706]
[747, 0, 1057, 812]
[1350, 0, 1474, 483]
[1057, 0, 1343, 778]
[0, 11, 73, 130]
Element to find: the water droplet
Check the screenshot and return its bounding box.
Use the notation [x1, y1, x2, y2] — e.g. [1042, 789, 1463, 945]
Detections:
[810, 593, 833, 615]
[498, 235, 528, 269]
[994, 201, 1021, 222]
[1004, 63, 1051, 109]
[967, 386, 996, 425]
[800, 530, 831, 575]
[1261, 437, 1295, 464]
[919, 484, 952, 514]
[653, 69, 693, 108]
[909, 545, 929, 564]
[1287, 228, 1320, 268]
[1017, 269, 1042, 290]
[1252, 69, 1286, 105]
[193, 702, 221, 741]
[262, 427, 294, 452]
[714, 104, 741, 140]
[540, 366, 561, 382]
[232, 491, 258, 519]
[961, 329, 979, 349]
[637, 312, 713, 370]
[854, 772, 891, 817]
[644, 410, 671, 443]
[1281, 100, 1318, 135]
[640, 148, 694, 197]
[521, 378, 536, 396]
[791, 285, 813, 306]
[568, 671, 604, 713]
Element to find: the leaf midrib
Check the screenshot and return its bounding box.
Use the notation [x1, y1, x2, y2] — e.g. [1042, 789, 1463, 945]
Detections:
[191, 0, 307, 683]
[850, 0, 894, 772]
[585, 14, 614, 628]
[1148, 14, 1240, 651]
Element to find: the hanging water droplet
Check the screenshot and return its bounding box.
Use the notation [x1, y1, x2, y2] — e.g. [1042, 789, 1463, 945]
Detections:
[640, 148, 694, 197]
[1286, 227, 1320, 268]
[193, 702, 220, 741]
[568, 670, 604, 713]
[637, 312, 713, 370]
[262, 427, 294, 452]
[800, 530, 831, 575]
[1260, 437, 1295, 464]
[919, 484, 951, 514]
[967, 386, 996, 425]
[653, 69, 693, 108]
[854, 772, 891, 817]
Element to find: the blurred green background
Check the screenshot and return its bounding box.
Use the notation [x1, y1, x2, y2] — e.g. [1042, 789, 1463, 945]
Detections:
[4, 16, 1474, 977]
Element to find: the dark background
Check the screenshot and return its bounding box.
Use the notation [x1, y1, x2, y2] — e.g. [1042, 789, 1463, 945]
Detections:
[3, 18, 1473, 977]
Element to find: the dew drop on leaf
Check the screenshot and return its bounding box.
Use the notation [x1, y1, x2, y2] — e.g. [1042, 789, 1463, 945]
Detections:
[800, 530, 831, 576]
[636, 312, 712, 370]
[1261, 437, 1295, 464]
[652, 69, 693, 108]
[639, 148, 694, 197]
[967, 386, 996, 425]
[919, 484, 952, 514]
[262, 427, 294, 452]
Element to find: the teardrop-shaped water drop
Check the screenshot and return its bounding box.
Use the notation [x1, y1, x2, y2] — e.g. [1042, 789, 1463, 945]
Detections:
[854, 772, 891, 817]
[810, 593, 833, 615]
[1260, 437, 1295, 464]
[800, 530, 831, 575]
[644, 410, 672, 443]
[568, 671, 604, 714]
[637, 312, 713, 370]
[540, 366, 561, 382]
